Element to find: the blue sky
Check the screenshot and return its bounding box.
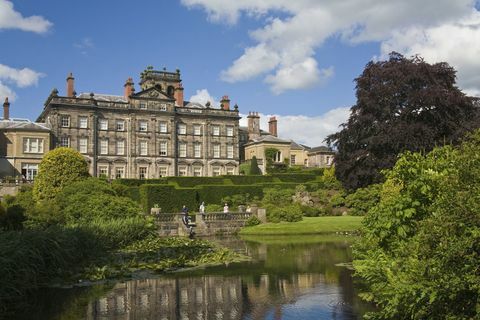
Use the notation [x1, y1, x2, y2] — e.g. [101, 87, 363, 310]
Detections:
[1, 0, 479, 146]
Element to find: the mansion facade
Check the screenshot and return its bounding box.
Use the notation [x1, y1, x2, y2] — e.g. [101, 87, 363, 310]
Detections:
[0, 68, 241, 180]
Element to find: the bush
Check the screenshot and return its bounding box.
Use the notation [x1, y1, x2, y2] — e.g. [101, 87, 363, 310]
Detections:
[270, 173, 317, 183]
[345, 183, 381, 216]
[222, 193, 253, 207]
[167, 177, 225, 187]
[300, 205, 320, 217]
[227, 175, 276, 185]
[139, 184, 198, 213]
[250, 156, 262, 175]
[262, 187, 295, 206]
[33, 147, 89, 202]
[114, 179, 167, 187]
[245, 215, 261, 227]
[197, 185, 263, 206]
[205, 204, 223, 212]
[266, 204, 303, 223]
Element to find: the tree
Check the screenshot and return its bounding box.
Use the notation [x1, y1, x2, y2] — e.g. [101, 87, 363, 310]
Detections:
[249, 156, 262, 175]
[327, 52, 479, 190]
[354, 131, 480, 319]
[33, 147, 89, 202]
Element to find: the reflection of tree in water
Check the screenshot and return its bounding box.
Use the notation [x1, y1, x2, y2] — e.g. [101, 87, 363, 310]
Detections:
[14, 237, 369, 320]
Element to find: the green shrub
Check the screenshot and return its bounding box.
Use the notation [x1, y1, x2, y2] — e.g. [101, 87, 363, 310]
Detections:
[197, 185, 263, 206]
[329, 192, 346, 207]
[167, 177, 225, 187]
[227, 175, 276, 185]
[222, 193, 253, 207]
[300, 205, 320, 217]
[245, 215, 261, 227]
[266, 204, 303, 223]
[206, 204, 223, 212]
[250, 156, 262, 175]
[114, 179, 167, 186]
[139, 184, 198, 213]
[33, 147, 89, 202]
[344, 183, 381, 216]
[270, 173, 317, 183]
[262, 187, 295, 206]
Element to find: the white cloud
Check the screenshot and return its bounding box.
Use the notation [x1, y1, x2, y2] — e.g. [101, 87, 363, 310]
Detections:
[189, 89, 219, 106]
[239, 106, 350, 146]
[74, 37, 95, 55]
[0, 64, 44, 102]
[380, 9, 480, 96]
[0, 0, 52, 33]
[182, 0, 480, 94]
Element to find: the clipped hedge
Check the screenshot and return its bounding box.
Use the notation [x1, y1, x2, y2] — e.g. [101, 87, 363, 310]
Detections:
[139, 184, 198, 213]
[115, 179, 167, 187]
[271, 173, 317, 183]
[227, 175, 278, 185]
[166, 177, 226, 187]
[197, 185, 264, 207]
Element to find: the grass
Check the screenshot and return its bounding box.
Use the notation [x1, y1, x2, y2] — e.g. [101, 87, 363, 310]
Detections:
[239, 216, 363, 235]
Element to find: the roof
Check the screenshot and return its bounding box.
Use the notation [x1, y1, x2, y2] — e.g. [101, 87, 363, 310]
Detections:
[247, 134, 291, 145]
[0, 119, 50, 131]
[308, 145, 334, 153]
[290, 140, 310, 150]
[77, 93, 128, 103]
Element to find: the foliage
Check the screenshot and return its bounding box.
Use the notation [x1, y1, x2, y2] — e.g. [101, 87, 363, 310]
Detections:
[139, 184, 198, 213]
[205, 204, 223, 212]
[56, 178, 140, 224]
[196, 185, 263, 208]
[239, 162, 250, 175]
[327, 52, 479, 190]
[250, 156, 262, 175]
[222, 193, 252, 207]
[264, 148, 279, 173]
[271, 173, 317, 183]
[265, 204, 303, 223]
[300, 205, 321, 217]
[33, 148, 89, 202]
[345, 183, 382, 216]
[245, 215, 261, 227]
[354, 130, 480, 319]
[261, 187, 295, 207]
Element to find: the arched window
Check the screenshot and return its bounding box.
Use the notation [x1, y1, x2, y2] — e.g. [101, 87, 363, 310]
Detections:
[274, 151, 282, 162]
[167, 86, 175, 97]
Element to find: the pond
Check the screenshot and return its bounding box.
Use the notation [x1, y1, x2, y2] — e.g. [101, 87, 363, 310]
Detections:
[14, 235, 371, 320]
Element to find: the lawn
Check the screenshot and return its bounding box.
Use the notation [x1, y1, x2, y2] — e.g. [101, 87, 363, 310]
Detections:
[239, 216, 363, 235]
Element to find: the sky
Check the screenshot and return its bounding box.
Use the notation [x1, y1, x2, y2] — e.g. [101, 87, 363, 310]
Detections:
[1, 0, 480, 146]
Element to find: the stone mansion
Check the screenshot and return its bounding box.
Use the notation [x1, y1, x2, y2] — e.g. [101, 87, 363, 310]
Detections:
[0, 67, 334, 180]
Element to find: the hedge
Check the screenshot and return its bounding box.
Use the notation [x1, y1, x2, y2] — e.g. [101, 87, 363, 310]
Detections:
[115, 179, 167, 187]
[166, 177, 226, 188]
[227, 175, 279, 185]
[270, 173, 317, 183]
[139, 184, 198, 213]
[196, 185, 264, 206]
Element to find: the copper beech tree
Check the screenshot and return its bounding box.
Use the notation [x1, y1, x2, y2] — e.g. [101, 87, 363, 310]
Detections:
[327, 52, 479, 190]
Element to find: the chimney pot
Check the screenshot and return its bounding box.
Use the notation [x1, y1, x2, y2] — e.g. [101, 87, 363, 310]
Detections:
[66, 72, 75, 97]
[3, 97, 10, 120]
[220, 95, 231, 110]
[174, 82, 184, 107]
[268, 116, 278, 137]
[124, 77, 135, 99]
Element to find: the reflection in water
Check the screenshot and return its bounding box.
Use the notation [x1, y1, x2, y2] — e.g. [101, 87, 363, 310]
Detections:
[14, 236, 369, 320]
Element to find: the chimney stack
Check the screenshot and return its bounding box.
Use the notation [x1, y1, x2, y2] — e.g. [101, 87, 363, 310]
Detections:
[124, 77, 135, 99]
[220, 95, 230, 110]
[66, 72, 75, 97]
[3, 97, 10, 120]
[247, 111, 261, 141]
[268, 116, 278, 137]
[174, 82, 184, 107]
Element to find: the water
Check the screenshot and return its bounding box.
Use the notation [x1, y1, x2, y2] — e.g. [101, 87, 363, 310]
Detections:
[15, 235, 370, 320]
